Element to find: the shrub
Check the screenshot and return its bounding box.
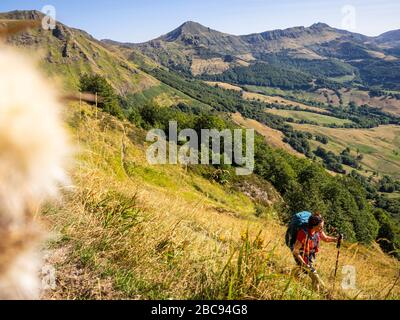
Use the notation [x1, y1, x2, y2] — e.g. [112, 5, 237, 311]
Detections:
[79, 74, 124, 119]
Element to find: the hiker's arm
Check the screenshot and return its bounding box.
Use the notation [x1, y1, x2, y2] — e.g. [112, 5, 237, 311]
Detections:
[320, 231, 337, 243]
[292, 240, 310, 268]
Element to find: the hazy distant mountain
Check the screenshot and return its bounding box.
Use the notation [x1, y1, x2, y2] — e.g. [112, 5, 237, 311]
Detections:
[375, 30, 400, 51]
[376, 29, 400, 43]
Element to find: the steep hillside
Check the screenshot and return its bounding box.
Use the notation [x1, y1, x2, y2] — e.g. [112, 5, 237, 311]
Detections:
[41, 100, 400, 300]
[0, 10, 160, 94]
[0, 10, 206, 110]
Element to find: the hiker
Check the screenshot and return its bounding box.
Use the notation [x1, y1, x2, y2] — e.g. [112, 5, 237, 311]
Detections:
[288, 212, 338, 291]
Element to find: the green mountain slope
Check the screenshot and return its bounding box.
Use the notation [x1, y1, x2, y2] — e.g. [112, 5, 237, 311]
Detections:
[0, 10, 161, 94]
[110, 21, 400, 90]
[42, 100, 400, 300]
[0, 11, 199, 114]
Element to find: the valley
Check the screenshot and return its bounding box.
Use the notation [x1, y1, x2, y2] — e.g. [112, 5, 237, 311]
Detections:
[203, 80, 400, 180]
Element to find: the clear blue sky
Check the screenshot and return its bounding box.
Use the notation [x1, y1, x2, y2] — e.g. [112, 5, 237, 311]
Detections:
[1, 0, 399, 42]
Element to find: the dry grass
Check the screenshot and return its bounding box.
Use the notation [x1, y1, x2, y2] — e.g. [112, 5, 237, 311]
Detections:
[41, 102, 400, 300]
[244, 92, 327, 113]
[366, 50, 388, 60]
[236, 59, 250, 67]
[152, 92, 188, 108]
[339, 89, 400, 116]
[205, 81, 243, 92]
[203, 81, 328, 113]
[264, 109, 352, 126]
[236, 54, 256, 62]
[232, 113, 305, 158]
[308, 87, 400, 116]
[191, 58, 230, 76]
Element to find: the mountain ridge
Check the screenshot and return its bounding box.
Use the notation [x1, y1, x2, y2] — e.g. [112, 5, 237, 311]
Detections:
[104, 19, 396, 45]
[131, 19, 394, 47]
[106, 18, 400, 89]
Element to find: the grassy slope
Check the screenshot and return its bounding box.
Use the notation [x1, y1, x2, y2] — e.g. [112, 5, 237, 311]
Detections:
[41, 102, 400, 300]
[244, 92, 328, 113]
[3, 20, 202, 109]
[231, 113, 306, 158]
[245, 85, 400, 116]
[7, 26, 156, 94]
[245, 85, 339, 106]
[339, 89, 400, 116]
[265, 109, 353, 126]
[205, 81, 328, 113]
[291, 123, 400, 178]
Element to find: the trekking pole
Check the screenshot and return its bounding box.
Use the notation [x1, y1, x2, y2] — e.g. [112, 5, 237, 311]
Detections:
[332, 233, 343, 293]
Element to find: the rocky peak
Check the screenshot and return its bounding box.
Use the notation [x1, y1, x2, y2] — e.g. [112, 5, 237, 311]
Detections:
[161, 21, 214, 42]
